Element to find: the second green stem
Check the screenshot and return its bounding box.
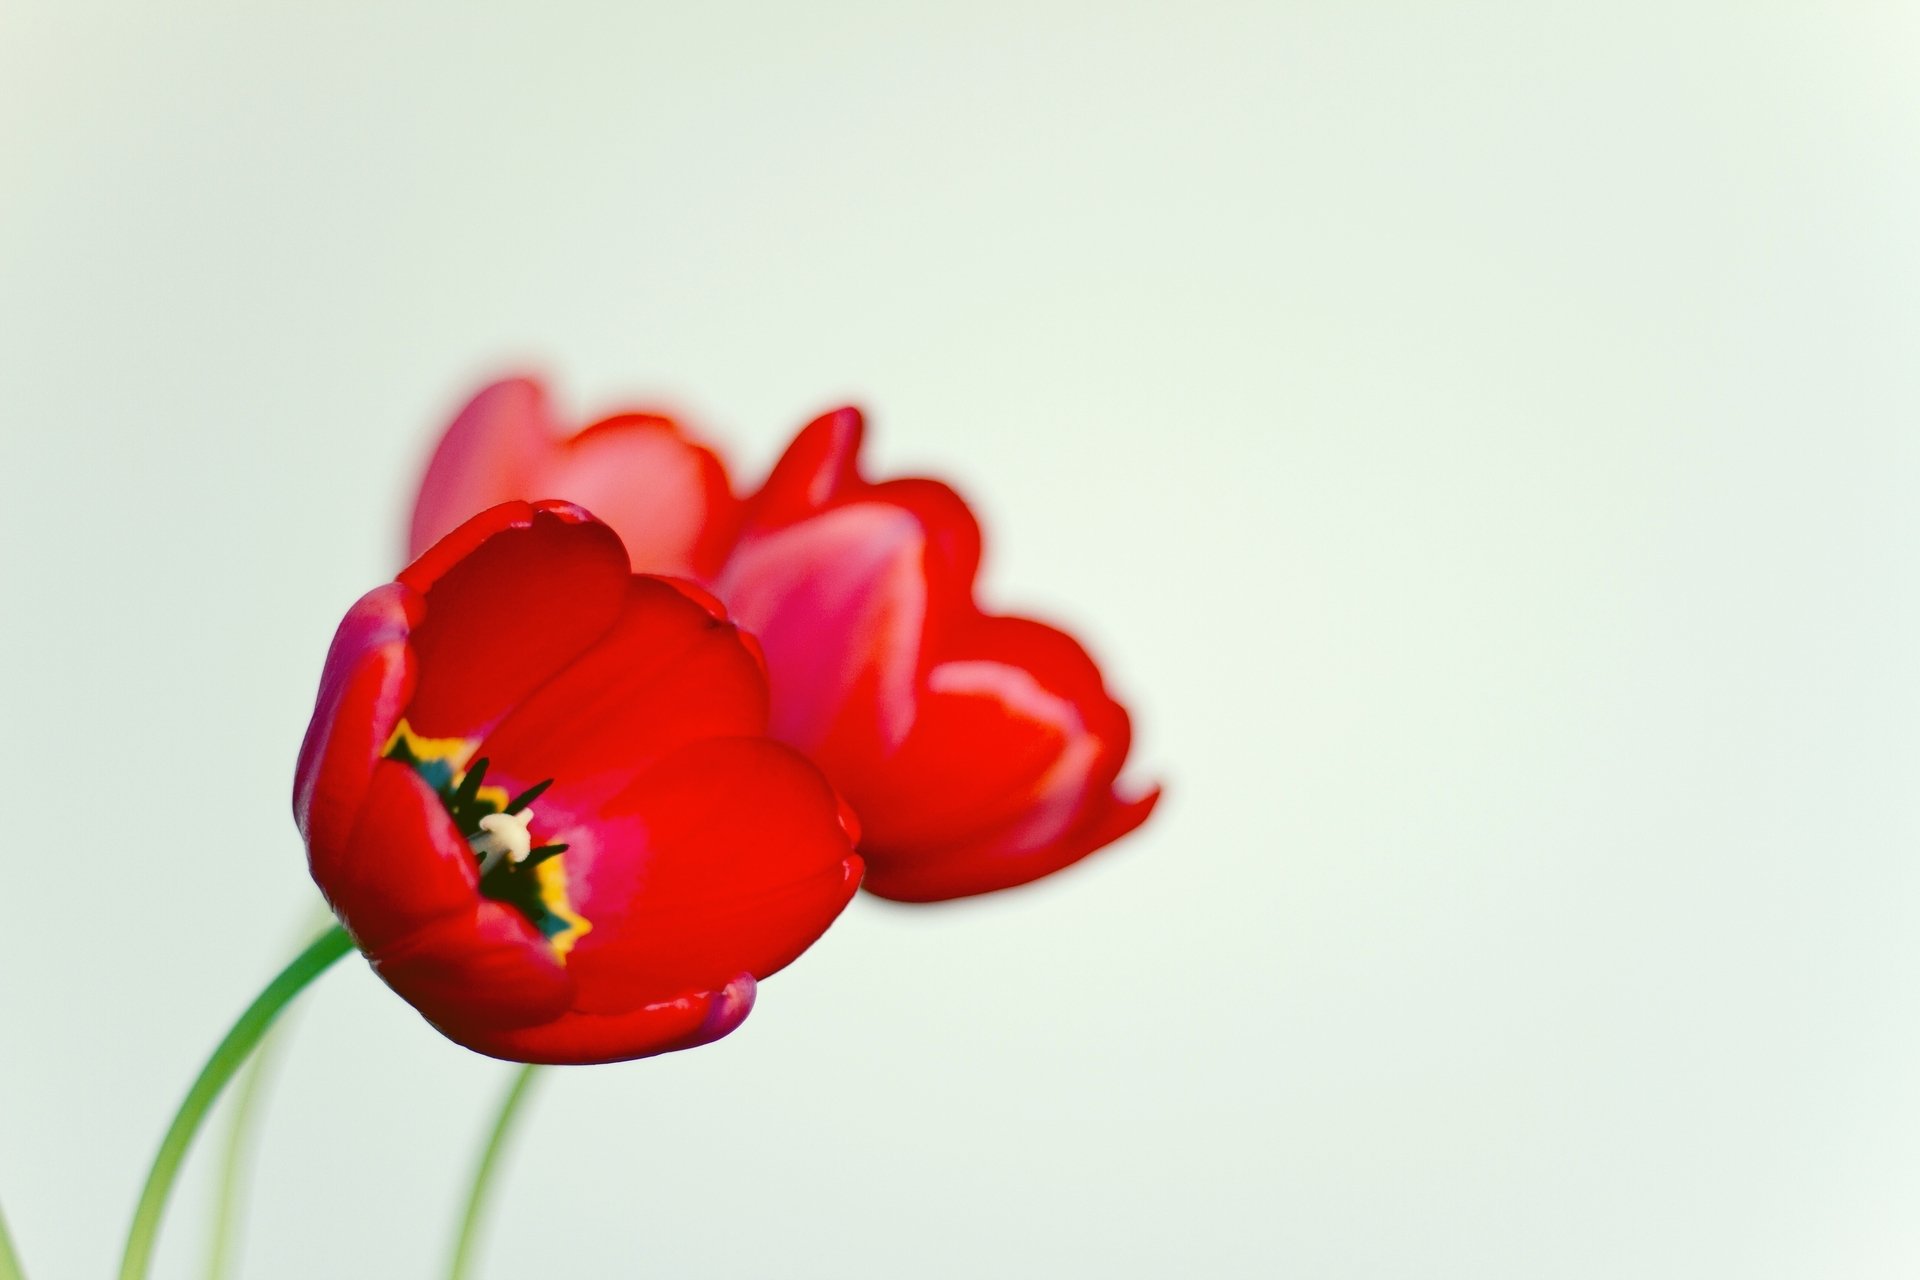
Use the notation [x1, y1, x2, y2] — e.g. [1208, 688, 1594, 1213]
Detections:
[118, 924, 354, 1280]
[447, 1064, 545, 1280]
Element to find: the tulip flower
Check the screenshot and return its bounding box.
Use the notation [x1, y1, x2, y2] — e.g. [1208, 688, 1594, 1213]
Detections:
[299, 499, 862, 1063]
[715, 410, 1157, 899]
[409, 379, 1158, 902]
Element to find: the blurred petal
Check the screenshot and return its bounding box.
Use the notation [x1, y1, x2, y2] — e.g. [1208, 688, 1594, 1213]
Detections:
[541, 413, 739, 578]
[408, 378, 558, 560]
[408, 376, 742, 578]
[717, 502, 928, 754]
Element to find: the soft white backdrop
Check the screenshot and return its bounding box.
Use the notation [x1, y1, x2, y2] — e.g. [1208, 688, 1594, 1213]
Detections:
[4, 4, 1918, 1277]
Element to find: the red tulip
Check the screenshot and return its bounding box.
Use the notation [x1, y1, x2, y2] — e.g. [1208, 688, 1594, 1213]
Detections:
[716, 410, 1158, 901]
[297, 500, 862, 1063]
[406, 378, 1158, 903]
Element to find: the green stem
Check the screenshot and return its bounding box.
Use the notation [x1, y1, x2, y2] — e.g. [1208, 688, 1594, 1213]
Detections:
[0, 1201, 26, 1280]
[447, 1065, 544, 1280]
[118, 924, 354, 1280]
[201, 908, 333, 1280]
[200, 1005, 292, 1280]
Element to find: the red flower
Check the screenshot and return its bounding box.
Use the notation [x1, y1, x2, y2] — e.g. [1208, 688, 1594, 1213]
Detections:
[407, 378, 1158, 903]
[297, 500, 862, 1063]
[716, 411, 1158, 901]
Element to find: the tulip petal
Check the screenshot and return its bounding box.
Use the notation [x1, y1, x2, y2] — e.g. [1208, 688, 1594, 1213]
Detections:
[451, 974, 756, 1067]
[864, 784, 1162, 903]
[323, 760, 572, 1029]
[743, 405, 865, 525]
[560, 739, 863, 1008]
[849, 616, 1145, 896]
[540, 413, 739, 579]
[717, 502, 929, 755]
[408, 378, 559, 560]
[401, 503, 631, 741]
[408, 378, 741, 580]
[474, 577, 768, 815]
[371, 901, 575, 1034]
[292, 583, 419, 859]
[319, 759, 470, 945]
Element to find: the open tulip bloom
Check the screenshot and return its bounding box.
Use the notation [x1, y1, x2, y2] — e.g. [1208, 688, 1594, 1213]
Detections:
[84, 381, 1156, 1280]
[297, 499, 863, 1063]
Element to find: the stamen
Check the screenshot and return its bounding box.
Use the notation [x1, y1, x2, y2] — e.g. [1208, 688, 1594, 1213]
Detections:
[504, 778, 553, 815]
[450, 757, 490, 829]
[521, 843, 569, 870]
[470, 807, 537, 877]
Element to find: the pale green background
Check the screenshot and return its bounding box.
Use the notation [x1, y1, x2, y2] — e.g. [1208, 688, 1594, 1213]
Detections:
[3, 3, 1918, 1277]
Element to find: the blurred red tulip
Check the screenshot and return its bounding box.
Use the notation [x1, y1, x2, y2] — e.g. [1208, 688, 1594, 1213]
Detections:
[408, 378, 1158, 902]
[717, 410, 1159, 900]
[298, 500, 861, 1063]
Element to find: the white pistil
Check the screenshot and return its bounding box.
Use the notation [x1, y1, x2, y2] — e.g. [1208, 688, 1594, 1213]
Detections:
[471, 808, 537, 877]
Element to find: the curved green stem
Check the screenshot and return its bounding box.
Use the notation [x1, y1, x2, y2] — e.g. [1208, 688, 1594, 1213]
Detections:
[200, 1007, 291, 1280]
[119, 924, 354, 1280]
[201, 908, 333, 1280]
[0, 1201, 26, 1280]
[447, 1065, 544, 1280]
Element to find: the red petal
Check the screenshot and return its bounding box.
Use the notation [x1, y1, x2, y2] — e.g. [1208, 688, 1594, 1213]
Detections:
[716, 502, 930, 755]
[371, 901, 575, 1034]
[452, 974, 756, 1066]
[743, 406, 865, 526]
[400, 505, 631, 741]
[475, 577, 770, 816]
[741, 408, 980, 596]
[560, 739, 862, 1009]
[865, 785, 1161, 902]
[848, 616, 1148, 893]
[323, 760, 572, 1029]
[541, 413, 740, 579]
[314, 759, 476, 949]
[408, 378, 743, 579]
[292, 583, 420, 860]
[408, 378, 558, 562]
[862, 477, 981, 614]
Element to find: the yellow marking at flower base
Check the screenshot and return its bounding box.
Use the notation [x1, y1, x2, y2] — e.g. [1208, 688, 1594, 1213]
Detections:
[536, 859, 593, 958]
[382, 721, 478, 771]
[382, 718, 593, 962]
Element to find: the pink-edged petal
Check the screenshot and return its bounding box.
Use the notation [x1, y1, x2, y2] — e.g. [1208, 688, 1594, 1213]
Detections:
[292, 583, 420, 859]
[453, 974, 756, 1066]
[540, 413, 740, 579]
[717, 502, 930, 755]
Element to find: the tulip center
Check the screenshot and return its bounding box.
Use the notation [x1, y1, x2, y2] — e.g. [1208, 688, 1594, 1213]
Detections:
[383, 722, 593, 957]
